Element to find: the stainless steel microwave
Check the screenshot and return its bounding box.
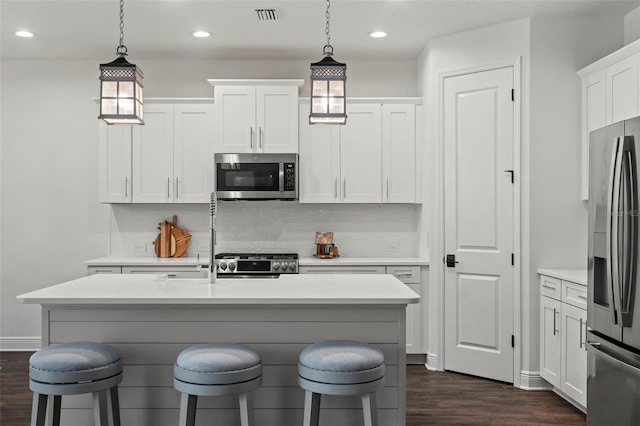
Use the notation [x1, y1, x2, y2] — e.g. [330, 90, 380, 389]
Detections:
[214, 153, 298, 200]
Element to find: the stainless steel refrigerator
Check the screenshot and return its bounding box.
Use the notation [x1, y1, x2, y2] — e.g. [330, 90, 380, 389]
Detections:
[587, 115, 640, 424]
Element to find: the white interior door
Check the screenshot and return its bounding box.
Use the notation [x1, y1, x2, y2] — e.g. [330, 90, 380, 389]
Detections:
[443, 66, 515, 383]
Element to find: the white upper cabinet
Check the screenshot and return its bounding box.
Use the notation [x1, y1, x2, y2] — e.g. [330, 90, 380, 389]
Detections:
[579, 40, 640, 200]
[299, 100, 420, 204]
[99, 101, 214, 204]
[99, 123, 132, 203]
[211, 80, 303, 154]
[382, 104, 417, 203]
[340, 104, 383, 203]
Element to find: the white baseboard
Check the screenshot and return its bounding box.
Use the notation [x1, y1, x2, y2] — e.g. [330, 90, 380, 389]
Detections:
[519, 370, 552, 390]
[425, 352, 440, 371]
[0, 336, 41, 352]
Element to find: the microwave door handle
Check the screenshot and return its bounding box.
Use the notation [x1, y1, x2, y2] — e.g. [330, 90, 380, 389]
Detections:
[607, 137, 622, 325]
[279, 163, 285, 192]
[611, 136, 625, 326]
[621, 136, 638, 327]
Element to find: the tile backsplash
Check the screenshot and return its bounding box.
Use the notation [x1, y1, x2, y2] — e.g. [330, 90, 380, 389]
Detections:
[110, 202, 420, 258]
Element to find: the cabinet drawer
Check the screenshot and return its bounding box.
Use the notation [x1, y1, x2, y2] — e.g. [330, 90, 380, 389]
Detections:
[562, 280, 588, 310]
[386, 266, 420, 283]
[540, 275, 561, 300]
[122, 266, 207, 279]
[87, 266, 122, 275]
[299, 266, 385, 274]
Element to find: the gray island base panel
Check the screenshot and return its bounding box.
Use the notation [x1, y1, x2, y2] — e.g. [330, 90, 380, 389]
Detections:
[17, 274, 419, 426]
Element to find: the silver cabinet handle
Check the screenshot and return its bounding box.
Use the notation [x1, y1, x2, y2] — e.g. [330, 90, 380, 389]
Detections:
[553, 308, 558, 336]
[124, 177, 129, 198]
[343, 178, 347, 198]
[250, 127, 254, 149]
[259, 127, 263, 149]
[395, 273, 413, 278]
[335, 178, 338, 200]
[541, 284, 557, 291]
[579, 317, 583, 349]
[175, 177, 179, 199]
[167, 177, 171, 198]
[578, 294, 587, 300]
[386, 178, 389, 200]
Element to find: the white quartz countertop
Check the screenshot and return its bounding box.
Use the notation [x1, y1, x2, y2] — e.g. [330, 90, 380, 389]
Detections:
[537, 268, 587, 286]
[17, 273, 420, 305]
[84, 256, 429, 267]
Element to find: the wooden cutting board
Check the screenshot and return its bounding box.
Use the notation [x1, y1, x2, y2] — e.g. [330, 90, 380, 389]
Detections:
[153, 216, 190, 258]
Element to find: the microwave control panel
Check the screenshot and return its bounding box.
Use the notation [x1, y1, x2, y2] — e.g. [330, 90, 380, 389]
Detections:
[284, 163, 296, 191]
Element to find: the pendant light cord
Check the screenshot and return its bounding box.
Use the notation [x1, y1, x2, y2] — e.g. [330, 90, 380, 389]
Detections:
[117, 0, 128, 55]
[323, 0, 333, 55]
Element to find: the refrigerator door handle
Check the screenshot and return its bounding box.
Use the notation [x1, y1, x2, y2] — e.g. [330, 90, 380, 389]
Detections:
[620, 136, 638, 327]
[608, 137, 623, 325]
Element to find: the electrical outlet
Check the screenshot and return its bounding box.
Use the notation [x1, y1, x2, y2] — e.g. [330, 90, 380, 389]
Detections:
[134, 242, 147, 253]
[197, 243, 209, 252]
[385, 241, 399, 252]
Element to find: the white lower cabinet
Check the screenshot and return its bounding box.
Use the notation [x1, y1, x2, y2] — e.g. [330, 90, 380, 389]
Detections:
[539, 274, 587, 409]
[299, 264, 423, 354]
[87, 264, 206, 279]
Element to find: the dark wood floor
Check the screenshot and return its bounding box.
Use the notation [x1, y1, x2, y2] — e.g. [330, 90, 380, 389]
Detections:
[1, 352, 585, 425]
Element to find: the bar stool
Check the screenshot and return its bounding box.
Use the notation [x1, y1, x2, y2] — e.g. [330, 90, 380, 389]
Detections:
[298, 340, 385, 426]
[173, 344, 262, 426]
[29, 341, 123, 426]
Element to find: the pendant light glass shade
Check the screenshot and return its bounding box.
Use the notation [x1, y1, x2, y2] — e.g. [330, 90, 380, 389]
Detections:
[310, 50, 347, 125]
[99, 53, 144, 125]
[98, 0, 144, 125]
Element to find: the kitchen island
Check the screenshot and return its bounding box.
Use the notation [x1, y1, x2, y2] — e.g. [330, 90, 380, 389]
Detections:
[17, 273, 419, 426]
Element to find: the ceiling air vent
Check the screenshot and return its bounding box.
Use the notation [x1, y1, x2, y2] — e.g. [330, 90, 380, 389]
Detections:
[255, 8, 280, 21]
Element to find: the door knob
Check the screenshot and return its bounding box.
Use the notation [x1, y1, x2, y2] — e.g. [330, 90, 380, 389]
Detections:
[443, 254, 459, 268]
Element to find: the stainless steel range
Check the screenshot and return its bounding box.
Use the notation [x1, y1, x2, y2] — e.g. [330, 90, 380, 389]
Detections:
[214, 253, 299, 278]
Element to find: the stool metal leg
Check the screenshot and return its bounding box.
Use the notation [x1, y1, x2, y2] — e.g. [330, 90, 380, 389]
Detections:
[239, 392, 254, 426]
[179, 393, 197, 426]
[362, 392, 378, 426]
[93, 389, 109, 426]
[109, 386, 121, 426]
[52, 395, 62, 426]
[303, 391, 321, 426]
[30, 393, 47, 426]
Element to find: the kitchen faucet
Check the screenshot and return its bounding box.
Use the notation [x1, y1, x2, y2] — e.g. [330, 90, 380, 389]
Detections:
[209, 192, 217, 283]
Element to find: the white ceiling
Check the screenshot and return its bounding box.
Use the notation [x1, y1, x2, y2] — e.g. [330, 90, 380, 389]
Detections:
[2, 0, 639, 61]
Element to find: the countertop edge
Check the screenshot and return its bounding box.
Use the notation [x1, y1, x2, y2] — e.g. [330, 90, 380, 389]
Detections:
[85, 257, 430, 267]
[537, 268, 587, 286]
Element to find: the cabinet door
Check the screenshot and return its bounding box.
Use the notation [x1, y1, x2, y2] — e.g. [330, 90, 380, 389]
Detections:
[256, 86, 299, 153]
[340, 104, 382, 203]
[99, 123, 132, 203]
[606, 53, 640, 124]
[561, 303, 587, 407]
[214, 86, 255, 153]
[133, 104, 174, 203]
[173, 104, 214, 203]
[382, 104, 416, 203]
[298, 104, 341, 203]
[540, 296, 562, 388]
[405, 283, 421, 354]
[581, 70, 606, 200]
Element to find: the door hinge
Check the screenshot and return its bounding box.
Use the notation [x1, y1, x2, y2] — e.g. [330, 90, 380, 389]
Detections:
[511, 253, 514, 265]
[511, 335, 515, 348]
[511, 89, 515, 102]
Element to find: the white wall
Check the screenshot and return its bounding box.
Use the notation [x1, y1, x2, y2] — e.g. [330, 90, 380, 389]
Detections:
[0, 57, 419, 349]
[625, 6, 640, 44]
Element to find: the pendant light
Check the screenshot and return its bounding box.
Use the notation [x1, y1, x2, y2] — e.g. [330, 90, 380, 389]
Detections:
[309, 0, 347, 125]
[98, 0, 144, 125]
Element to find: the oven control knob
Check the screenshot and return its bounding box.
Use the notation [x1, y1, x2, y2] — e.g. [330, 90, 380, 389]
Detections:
[219, 262, 227, 271]
[283, 262, 291, 270]
[228, 262, 236, 271]
[273, 262, 280, 270]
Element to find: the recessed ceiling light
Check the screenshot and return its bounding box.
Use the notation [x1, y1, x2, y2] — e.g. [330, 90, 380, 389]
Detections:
[15, 31, 34, 38]
[192, 31, 210, 38]
[369, 31, 387, 38]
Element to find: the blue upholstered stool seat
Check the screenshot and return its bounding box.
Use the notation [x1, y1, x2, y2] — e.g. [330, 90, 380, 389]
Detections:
[173, 344, 262, 426]
[29, 341, 123, 426]
[298, 340, 385, 426]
